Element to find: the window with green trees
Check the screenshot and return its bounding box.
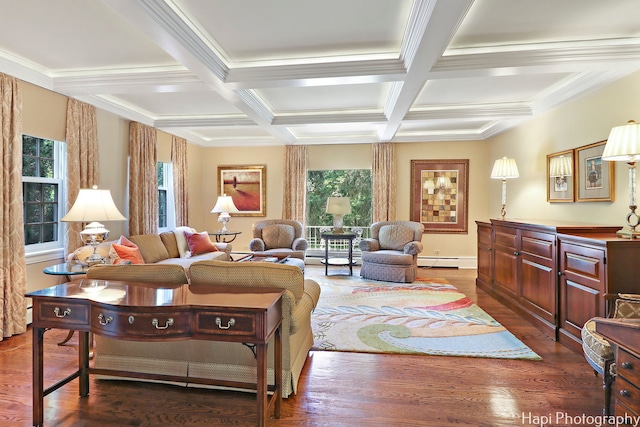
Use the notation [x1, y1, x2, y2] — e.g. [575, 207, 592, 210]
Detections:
[306, 169, 372, 229]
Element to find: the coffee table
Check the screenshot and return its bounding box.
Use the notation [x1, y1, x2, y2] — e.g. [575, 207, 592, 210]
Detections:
[27, 280, 283, 427]
[236, 254, 305, 272]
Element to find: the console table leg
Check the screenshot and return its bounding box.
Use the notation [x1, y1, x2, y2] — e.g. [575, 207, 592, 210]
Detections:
[78, 332, 90, 397]
[274, 326, 282, 418]
[32, 327, 44, 427]
[256, 343, 267, 427]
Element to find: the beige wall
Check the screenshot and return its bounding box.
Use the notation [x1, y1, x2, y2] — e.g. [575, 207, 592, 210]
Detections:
[489, 70, 640, 225]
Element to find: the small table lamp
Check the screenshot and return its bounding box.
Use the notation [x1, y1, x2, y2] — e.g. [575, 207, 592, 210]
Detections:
[602, 120, 640, 238]
[61, 186, 126, 265]
[326, 197, 351, 233]
[211, 194, 240, 232]
[490, 157, 519, 219]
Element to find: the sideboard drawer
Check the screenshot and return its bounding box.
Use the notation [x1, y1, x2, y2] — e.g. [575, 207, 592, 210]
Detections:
[37, 301, 89, 328]
[615, 376, 640, 414]
[92, 308, 191, 339]
[195, 311, 256, 337]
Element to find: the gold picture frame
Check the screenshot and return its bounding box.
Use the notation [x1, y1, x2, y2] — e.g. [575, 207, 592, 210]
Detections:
[547, 149, 575, 203]
[218, 165, 266, 216]
[575, 141, 615, 202]
[410, 159, 469, 234]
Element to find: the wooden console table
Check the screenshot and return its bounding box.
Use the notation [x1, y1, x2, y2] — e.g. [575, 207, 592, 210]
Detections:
[27, 280, 283, 427]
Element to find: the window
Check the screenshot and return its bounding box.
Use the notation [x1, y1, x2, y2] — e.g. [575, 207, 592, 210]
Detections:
[157, 162, 175, 232]
[22, 135, 66, 252]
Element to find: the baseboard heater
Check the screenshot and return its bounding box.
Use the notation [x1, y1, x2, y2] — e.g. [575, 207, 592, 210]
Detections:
[418, 256, 477, 269]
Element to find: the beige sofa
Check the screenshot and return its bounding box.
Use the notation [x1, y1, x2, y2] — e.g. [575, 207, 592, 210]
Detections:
[88, 260, 320, 398]
[68, 228, 231, 270]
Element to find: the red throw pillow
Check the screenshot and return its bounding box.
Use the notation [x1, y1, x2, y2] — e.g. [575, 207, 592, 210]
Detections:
[112, 243, 145, 264]
[184, 231, 218, 256]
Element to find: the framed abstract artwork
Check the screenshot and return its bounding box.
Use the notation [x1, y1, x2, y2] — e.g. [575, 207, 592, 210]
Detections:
[547, 149, 575, 202]
[218, 165, 266, 216]
[575, 141, 614, 202]
[410, 159, 469, 233]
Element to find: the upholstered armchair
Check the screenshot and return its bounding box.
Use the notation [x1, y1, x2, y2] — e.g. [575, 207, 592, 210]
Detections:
[359, 221, 424, 283]
[581, 293, 640, 415]
[249, 219, 308, 260]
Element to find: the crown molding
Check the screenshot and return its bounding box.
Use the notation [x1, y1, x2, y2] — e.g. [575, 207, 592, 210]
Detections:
[405, 103, 532, 121]
[155, 115, 256, 128]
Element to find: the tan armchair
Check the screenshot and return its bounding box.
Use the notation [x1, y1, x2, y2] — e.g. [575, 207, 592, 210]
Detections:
[249, 219, 308, 260]
[359, 221, 424, 283]
[581, 293, 640, 415]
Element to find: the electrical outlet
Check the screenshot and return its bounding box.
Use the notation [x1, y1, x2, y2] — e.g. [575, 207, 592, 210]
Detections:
[434, 249, 440, 255]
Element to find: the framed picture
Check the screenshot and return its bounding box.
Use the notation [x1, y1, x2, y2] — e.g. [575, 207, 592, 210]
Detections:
[410, 159, 469, 234]
[575, 141, 615, 202]
[218, 165, 266, 216]
[547, 149, 575, 202]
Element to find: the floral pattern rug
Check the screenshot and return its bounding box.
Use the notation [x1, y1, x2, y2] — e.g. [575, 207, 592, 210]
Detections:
[308, 274, 541, 360]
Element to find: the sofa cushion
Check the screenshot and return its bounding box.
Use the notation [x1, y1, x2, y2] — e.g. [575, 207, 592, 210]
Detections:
[173, 226, 196, 257]
[262, 224, 295, 250]
[379, 225, 414, 250]
[160, 231, 180, 258]
[185, 231, 218, 256]
[129, 234, 170, 263]
[111, 243, 145, 264]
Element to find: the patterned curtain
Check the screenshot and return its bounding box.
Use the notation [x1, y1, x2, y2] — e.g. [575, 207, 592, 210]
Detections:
[65, 99, 99, 254]
[171, 135, 189, 227]
[282, 145, 307, 222]
[129, 122, 158, 235]
[372, 142, 396, 222]
[0, 73, 26, 339]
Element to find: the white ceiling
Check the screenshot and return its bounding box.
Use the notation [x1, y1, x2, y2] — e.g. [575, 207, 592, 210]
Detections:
[1, 0, 640, 147]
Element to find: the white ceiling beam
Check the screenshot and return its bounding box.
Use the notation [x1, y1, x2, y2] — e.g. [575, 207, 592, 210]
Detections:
[379, 0, 475, 141]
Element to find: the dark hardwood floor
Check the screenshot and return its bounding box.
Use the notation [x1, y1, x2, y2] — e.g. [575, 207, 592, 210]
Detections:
[2, 266, 605, 426]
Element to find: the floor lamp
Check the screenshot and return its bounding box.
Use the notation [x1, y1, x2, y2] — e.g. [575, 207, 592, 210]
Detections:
[602, 120, 640, 238]
[490, 157, 519, 219]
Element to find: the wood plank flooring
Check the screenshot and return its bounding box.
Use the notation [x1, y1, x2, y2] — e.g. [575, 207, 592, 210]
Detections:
[1, 267, 605, 426]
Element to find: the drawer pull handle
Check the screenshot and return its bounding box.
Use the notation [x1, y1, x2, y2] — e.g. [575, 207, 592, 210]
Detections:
[621, 362, 633, 369]
[152, 318, 174, 330]
[53, 307, 71, 318]
[97, 313, 113, 326]
[620, 389, 630, 397]
[215, 317, 235, 330]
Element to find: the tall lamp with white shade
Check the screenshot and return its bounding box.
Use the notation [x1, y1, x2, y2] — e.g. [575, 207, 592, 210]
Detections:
[490, 157, 519, 219]
[325, 197, 351, 233]
[602, 120, 640, 238]
[61, 186, 126, 265]
[211, 193, 240, 233]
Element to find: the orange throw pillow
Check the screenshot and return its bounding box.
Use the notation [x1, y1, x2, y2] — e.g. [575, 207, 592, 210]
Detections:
[184, 231, 218, 256]
[112, 243, 145, 264]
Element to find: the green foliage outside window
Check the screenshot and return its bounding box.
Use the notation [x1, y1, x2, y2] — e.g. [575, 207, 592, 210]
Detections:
[306, 170, 372, 227]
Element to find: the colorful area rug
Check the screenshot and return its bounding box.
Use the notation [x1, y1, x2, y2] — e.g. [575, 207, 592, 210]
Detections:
[308, 274, 541, 360]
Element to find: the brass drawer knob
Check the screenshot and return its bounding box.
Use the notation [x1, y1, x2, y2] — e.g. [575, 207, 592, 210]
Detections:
[215, 317, 235, 330]
[152, 317, 174, 330]
[54, 307, 71, 318]
[621, 362, 633, 370]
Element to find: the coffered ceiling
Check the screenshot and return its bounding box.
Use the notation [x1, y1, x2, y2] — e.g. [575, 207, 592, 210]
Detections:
[1, 0, 640, 147]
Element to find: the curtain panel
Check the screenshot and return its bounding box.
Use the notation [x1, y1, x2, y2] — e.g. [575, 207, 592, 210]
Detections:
[65, 99, 99, 254]
[171, 135, 189, 227]
[0, 73, 26, 339]
[282, 145, 307, 223]
[372, 142, 396, 223]
[129, 122, 158, 235]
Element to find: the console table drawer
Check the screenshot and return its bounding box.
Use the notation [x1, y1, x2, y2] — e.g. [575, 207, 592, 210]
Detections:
[92, 308, 191, 338]
[615, 376, 640, 414]
[195, 312, 256, 337]
[37, 301, 89, 328]
[618, 348, 640, 391]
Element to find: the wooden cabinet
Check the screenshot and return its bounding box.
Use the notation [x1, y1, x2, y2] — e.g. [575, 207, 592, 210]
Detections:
[476, 219, 638, 351]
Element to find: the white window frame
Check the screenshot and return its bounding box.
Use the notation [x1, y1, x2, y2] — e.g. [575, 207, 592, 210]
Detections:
[22, 136, 67, 257]
[157, 162, 176, 233]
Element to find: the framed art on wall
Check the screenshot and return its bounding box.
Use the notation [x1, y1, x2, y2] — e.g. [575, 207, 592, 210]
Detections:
[410, 159, 469, 233]
[218, 165, 266, 216]
[575, 141, 615, 202]
[547, 149, 575, 202]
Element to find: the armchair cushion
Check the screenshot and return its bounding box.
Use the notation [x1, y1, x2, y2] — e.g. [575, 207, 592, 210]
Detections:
[379, 224, 415, 250]
[262, 224, 295, 249]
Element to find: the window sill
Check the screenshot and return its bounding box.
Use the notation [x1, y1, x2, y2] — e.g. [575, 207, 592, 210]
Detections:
[25, 247, 65, 265]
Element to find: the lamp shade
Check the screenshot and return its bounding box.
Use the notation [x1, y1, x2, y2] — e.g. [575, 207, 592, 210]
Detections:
[602, 120, 640, 162]
[325, 197, 351, 215]
[211, 194, 239, 213]
[490, 157, 519, 179]
[549, 156, 573, 177]
[61, 186, 126, 222]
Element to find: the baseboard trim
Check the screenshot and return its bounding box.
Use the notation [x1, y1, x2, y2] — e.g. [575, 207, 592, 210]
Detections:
[418, 256, 477, 269]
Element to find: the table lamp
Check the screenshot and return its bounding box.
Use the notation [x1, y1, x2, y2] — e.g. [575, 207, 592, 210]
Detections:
[490, 157, 519, 219]
[325, 197, 351, 233]
[602, 120, 640, 238]
[211, 194, 240, 232]
[61, 186, 126, 264]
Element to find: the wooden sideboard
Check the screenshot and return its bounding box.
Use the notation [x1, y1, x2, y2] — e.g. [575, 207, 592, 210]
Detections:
[476, 219, 640, 353]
